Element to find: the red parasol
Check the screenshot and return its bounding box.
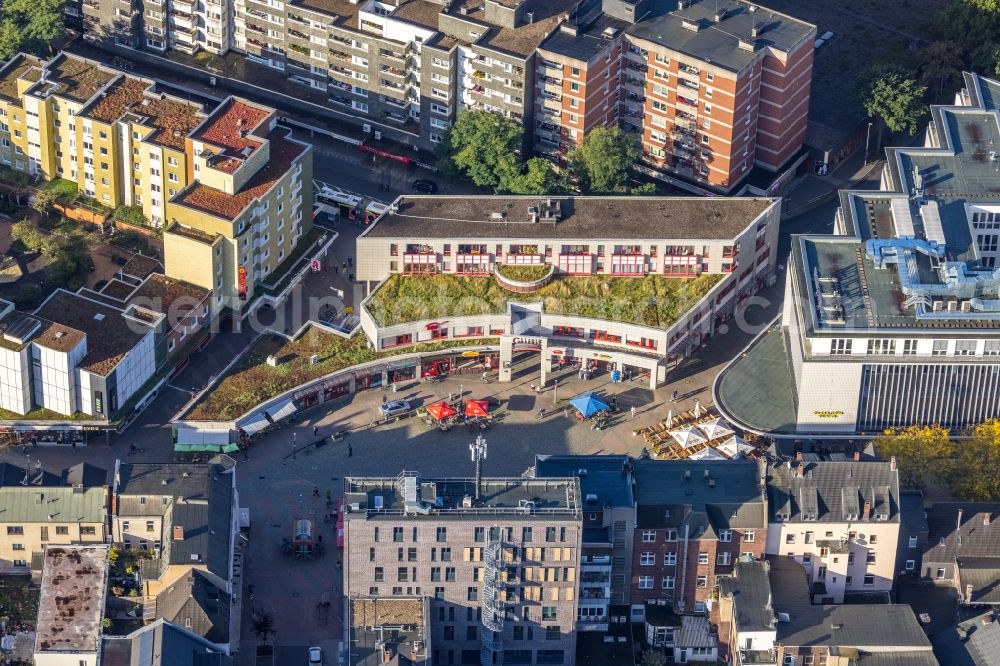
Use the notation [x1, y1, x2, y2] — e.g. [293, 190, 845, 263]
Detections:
[465, 400, 490, 417]
[426, 401, 458, 420]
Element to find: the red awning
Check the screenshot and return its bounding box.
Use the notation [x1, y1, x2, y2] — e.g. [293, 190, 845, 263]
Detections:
[465, 400, 489, 417]
[426, 401, 458, 420]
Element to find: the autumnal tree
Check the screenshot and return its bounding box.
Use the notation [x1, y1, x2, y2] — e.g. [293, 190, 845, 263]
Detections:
[954, 420, 1000, 501]
[30, 190, 56, 218]
[919, 41, 964, 98]
[873, 424, 953, 489]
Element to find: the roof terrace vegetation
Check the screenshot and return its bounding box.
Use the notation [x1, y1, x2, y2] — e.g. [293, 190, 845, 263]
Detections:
[42, 54, 117, 103]
[366, 273, 724, 328]
[186, 327, 497, 420]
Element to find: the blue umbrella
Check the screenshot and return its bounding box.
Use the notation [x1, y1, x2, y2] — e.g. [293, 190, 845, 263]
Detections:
[570, 393, 610, 417]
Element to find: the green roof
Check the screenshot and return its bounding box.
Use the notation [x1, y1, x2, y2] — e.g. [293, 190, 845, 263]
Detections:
[0, 486, 106, 523]
[715, 325, 798, 434]
[366, 273, 724, 328]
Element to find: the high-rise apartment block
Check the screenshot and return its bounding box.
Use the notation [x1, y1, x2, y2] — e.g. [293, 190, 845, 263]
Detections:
[83, 0, 813, 192]
[0, 52, 313, 309]
[343, 471, 582, 666]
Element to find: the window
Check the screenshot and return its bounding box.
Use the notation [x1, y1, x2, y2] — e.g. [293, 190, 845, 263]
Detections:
[696, 575, 708, 588]
[542, 606, 557, 621]
[743, 531, 755, 543]
[831, 339, 853, 355]
[863, 574, 875, 586]
[437, 527, 447, 542]
[55, 526, 68, 535]
[662, 575, 675, 589]
[640, 552, 655, 566]
[697, 552, 709, 565]
[663, 552, 677, 566]
[719, 529, 732, 542]
[717, 552, 732, 566]
[545, 527, 556, 542]
[665, 529, 678, 542]
[642, 530, 656, 542]
[393, 527, 404, 542]
[869, 535, 878, 545]
[6, 527, 23, 535]
[908, 536, 918, 548]
[786, 534, 796, 545]
[545, 626, 560, 641]
[374, 567, 384, 581]
[905, 559, 915, 571]
[932, 340, 949, 355]
[866, 552, 876, 564]
[804, 531, 813, 544]
[638, 576, 654, 589]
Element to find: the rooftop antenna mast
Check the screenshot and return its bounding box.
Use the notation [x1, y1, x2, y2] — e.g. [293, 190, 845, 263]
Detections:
[470, 435, 487, 502]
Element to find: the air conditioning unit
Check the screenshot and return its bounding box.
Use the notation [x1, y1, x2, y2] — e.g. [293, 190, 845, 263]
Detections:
[363, 123, 372, 133]
[374, 131, 382, 140]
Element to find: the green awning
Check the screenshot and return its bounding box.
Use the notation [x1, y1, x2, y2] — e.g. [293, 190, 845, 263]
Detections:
[174, 443, 196, 452]
[222, 443, 240, 453]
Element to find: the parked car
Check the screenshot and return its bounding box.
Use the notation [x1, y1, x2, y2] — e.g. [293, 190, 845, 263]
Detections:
[412, 179, 438, 194]
[308, 646, 323, 665]
[379, 400, 411, 417]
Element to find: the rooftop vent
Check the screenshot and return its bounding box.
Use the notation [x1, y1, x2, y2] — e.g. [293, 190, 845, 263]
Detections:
[677, 0, 690, 8]
[141, 99, 151, 106]
[173, 525, 184, 541]
[714, 8, 727, 21]
[682, 19, 701, 32]
[55, 331, 65, 338]
[236, 118, 246, 127]
[738, 38, 757, 52]
[490, 211, 507, 220]
[518, 499, 536, 514]
[585, 493, 598, 503]
[602, 26, 618, 38]
[93, 313, 105, 321]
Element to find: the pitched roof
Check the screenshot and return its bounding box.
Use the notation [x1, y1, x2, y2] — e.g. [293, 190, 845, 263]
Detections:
[64, 462, 108, 488]
[100, 618, 232, 666]
[925, 502, 1000, 562]
[0, 485, 106, 524]
[958, 558, 1000, 604]
[766, 461, 900, 523]
[932, 611, 1000, 666]
[154, 570, 229, 644]
[676, 615, 715, 649]
[533, 454, 634, 508]
[900, 490, 929, 537]
[633, 459, 765, 532]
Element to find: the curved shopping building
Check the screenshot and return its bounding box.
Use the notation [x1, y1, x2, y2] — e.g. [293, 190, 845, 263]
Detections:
[356, 195, 781, 388]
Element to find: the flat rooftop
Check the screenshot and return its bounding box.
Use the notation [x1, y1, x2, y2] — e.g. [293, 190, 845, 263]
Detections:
[715, 325, 797, 435]
[34, 290, 152, 375]
[627, 0, 815, 73]
[130, 274, 209, 315]
[34, 53, 116, 103]
[344, 473, 580, 517]
[364, 195, 776, 240]
[475, 0, 583, 58]
[540, 14, 631, 62]
[0, 54, 44, 103]
[190, 98, 270, 173]
[349, 597, 428, 666]
[533, 455, 634, 508]
[84, 76, 150, 123]
[173, 131, 306, 220]
[35, 546, 108, 654]
[390, 0, 442, 30]
[126, 94, 206, 152]
[291, 0, 364, 24]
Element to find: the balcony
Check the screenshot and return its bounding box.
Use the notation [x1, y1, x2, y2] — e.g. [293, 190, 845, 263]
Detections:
[677, 95, 698, 108]
[245, 7, 267, 19]
[382, 95, 409, 109]
[380, 49, 405, 62]
[380, 65, 406, 78]
[679, 79, 700, 92]
[382, 111, 408, 124]
[679, 63, 701, 77]
[381, 79, 405, 91]
[329, 49, 350, 61]
[287, 12, 307, 24]
[287, 28, 308, 39]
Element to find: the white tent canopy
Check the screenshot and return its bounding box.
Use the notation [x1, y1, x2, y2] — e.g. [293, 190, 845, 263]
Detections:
[670, 426, 707, 449]
[266, 398, 297, 423]
[717, 435, 754, 459]
[697, 417, 734, 442]
[689, 446, 727, 461]
[239, 413, 270, 437]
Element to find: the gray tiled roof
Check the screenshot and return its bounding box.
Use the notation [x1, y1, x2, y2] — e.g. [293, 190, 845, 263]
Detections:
[154, 570, 230, 644]
[857, 652, 940, 666]
[958, 559, 1000, 604]
[932, 611, 1000, 666]
[718, 559, 774, 633]
[100, 618, 232, 666]
[0, 485, 107, 524]
[766, 461, 900, 523]
[534, 455, 634, 508]
[924, 502, 1000, 563]
[676, 614, 715, 649]
[900, 490, 929, 537]
[633, 460, 766, 532]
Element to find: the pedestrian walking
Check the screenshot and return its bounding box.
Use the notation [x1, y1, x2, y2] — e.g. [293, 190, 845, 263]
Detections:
[313, 487, 320, 497]
[318, 534, 324, 543]
[348, 256, 353, 267]
[312, 426, 318, 437]
[530, 383, 537, 393]
[342, 261, 347, 270]
[630, 406, 636, 419]
[671, 390, 678, 402]
[382, 395, 388, 405]
[348, 444, 353, 457]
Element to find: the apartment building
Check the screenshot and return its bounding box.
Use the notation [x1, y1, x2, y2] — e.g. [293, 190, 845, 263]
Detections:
[347, 596, 431, 666]
[0, 467, 108, 574]
[629, 459, 767, 617]
[34, 545, 110, 666]
[343, 471, 582, 666]
[0, 290, 157, 418]
[922, 502, 1000, 606]
[0, 52, 314, 310]
[717, 71, 1000, 435]
[537, 0, 815, 191]
[765, 458, 901, 604]
[356, 195, 781, 388]
[719, 556, 938, 666]
[533, 454, 635, 632]
[112, 459, 240, 605]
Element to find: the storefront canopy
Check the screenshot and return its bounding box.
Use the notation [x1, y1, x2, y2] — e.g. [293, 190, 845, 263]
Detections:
[689, 446, 727, 461]
[670, 426, 707, 449]
[697, 417, 734, 442]
[239, 413, 270, 437]
[465, 400, 489, 418]
[266, 398, 297, 423]
[717, 435, 754, 459]
[570, 393, 609, 418]
[427, 401, 457, 421]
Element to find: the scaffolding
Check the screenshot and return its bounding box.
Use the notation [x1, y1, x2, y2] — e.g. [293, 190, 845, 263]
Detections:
[480, 539, 505, 666]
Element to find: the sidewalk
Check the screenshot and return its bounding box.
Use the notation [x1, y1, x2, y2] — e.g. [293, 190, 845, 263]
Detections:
[781, 149, 885, 219]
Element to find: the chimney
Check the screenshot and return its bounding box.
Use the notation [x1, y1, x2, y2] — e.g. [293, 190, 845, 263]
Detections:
[795, 463, 804, 478]
[751, 23, 760, 38]
[795, 452, 803, 462]
[890, 456, 897, 471]
[173, 525, 185, 541]
[704, 468, 710, 479]
[862, 500, 871, 521]
[966, 584, 974, 601]
[985, 513, 992, 527]
[957, 508, 964, 531]
[853, 451, 860, 462]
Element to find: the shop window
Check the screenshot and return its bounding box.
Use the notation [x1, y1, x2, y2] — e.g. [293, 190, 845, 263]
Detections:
[431, 328, 449, 340]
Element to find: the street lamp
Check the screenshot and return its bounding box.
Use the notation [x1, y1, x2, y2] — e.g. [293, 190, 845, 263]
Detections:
[459, 384, 464, 401]
[553, 378, 558, 405]
[864, 121, 874, 165]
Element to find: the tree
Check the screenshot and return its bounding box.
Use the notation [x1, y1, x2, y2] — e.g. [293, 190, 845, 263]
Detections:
[252, 611, 275, 641]
[954, 420, 1000, 501]
[873, 424, 953, 489]
[641, 650, 667, 666]
[438, 110, 522, 190]
[506, 157, 567, 195]
[569, 126, 650, 195]
[919, 41, 964, 98]
[30, 190, 56, 218]
[859, 65, 928, 151]
[0, 0, 65, 60]
[934, 1, 1000, 73]
[10, 219, 47, 253]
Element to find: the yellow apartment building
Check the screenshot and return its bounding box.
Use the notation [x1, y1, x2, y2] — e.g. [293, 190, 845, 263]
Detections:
[0, 51, 314, 310]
